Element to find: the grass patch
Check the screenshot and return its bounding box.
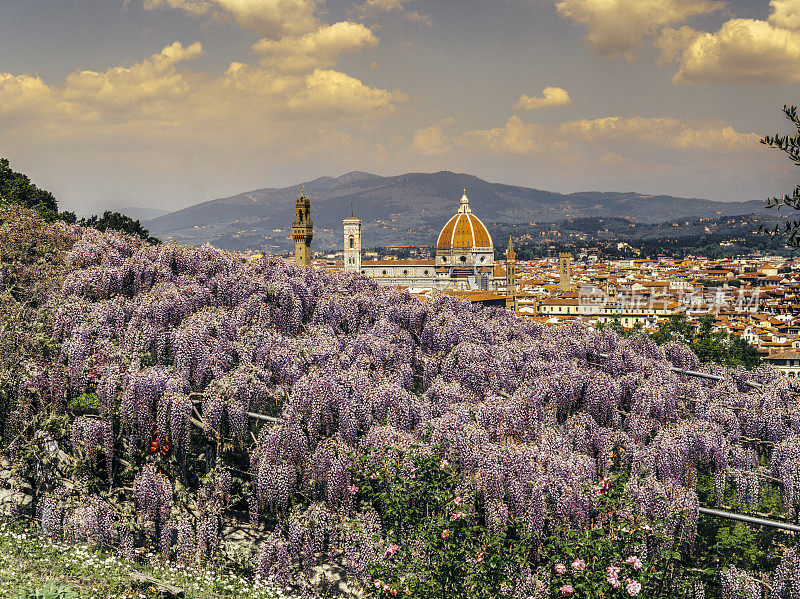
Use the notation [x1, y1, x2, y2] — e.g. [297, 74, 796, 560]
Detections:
[0, 521, 284, 599]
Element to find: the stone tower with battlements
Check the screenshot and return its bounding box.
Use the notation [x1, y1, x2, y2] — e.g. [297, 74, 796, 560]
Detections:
[292, 186, 313, 267]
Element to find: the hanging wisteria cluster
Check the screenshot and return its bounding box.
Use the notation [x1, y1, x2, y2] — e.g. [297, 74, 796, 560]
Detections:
[4, 215, 800, 596]
[71, 416, 114, 483]
[134, 464, 173, 555]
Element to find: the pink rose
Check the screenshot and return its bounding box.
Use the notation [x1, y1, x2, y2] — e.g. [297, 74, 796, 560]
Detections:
[595, 477, 611, 496]
[374, 579, 383, 588]
[454, 496, 463, 505]
[606, 566, 621, 588]
[476, 552, 484, 562]
[441, 529, 450, 539]
[348, 484, 359, 495]
[555, 563, 567, 575]
[451, 511, 466, 520]
[386, 543, 399, 555]
[390, 589, 398, 596]
[571, 558, 586, 572]
[440, 460, 449, 469]
[626, 578, 642, 596]
[560, 584, 574, 597]
[370, 473, 377, 480]
[626, 555, 643, 571]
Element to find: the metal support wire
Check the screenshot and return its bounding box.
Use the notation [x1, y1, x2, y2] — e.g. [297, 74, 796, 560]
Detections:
[588, 351, 800, 531]
[593, 352, 763, 389]
[188, 399, 282, 424]
[178, 353, 800, 533]
[699, 507, 800, 533]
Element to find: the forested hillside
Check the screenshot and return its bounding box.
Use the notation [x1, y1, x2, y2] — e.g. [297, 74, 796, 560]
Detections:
[144, 171, 768, 253]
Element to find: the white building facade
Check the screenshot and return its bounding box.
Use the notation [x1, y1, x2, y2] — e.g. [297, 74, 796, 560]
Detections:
[345, 190, 505, 291]
[343, 215, 362, 272]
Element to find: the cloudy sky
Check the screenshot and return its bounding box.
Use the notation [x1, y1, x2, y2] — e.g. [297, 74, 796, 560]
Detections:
[2, 0, 800, 214]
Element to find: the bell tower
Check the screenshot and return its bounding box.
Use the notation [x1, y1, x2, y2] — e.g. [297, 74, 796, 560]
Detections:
[559, 252, 571, 294]
[292, 186, 313, 267]
[505, 236, 517, 312]
[343, 203, 362, 273]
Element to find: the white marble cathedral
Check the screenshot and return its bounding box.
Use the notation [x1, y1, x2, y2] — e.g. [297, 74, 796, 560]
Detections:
[344, 190, 506, 291]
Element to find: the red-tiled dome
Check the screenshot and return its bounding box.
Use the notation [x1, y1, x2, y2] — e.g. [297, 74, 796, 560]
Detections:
[436, 191, 493, 250]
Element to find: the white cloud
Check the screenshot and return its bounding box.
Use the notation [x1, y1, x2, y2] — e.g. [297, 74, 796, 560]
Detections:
[0, 40, 410, 213]
[458, 115, 757, 157]
[143, 0, 320, 38]
[0, 73, 54, 118]
[288, 68, 402, 114]
[449, 114, 770, 198]
[0, 41, 205, 128]
[769, 0, 800, 29]
[412, 126, 451, 156]
[142, 0, 210, 15]
[253, 22, 377, 73]
[458, 116, 548, 155]
[555, 0, 724, 59]
[62, 42, 204, 112]
[359, 0, 432, 25]
[654, 26, 702, 65]
[404, 11, 432, 26]
[558, 116, 757, 150]
[672, 18, 800, 83]
[513, 86, 571, 111]
[0, 41, 404, 143]
[365, 0, 404, 9]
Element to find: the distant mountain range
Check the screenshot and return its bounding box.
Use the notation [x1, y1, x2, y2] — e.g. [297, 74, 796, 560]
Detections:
[144, 171, 768, 253]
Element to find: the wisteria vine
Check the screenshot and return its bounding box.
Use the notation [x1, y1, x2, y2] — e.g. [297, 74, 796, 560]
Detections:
[2, 213, 800, 598]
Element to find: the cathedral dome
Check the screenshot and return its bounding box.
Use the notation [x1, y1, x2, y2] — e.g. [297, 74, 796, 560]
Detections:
[436, 191, 493, 250]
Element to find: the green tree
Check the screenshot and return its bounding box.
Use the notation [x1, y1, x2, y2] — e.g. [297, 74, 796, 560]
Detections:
[79, 211, 160, 244]
[649, 314, 761, 369]
[0, 158, 60, 221]
[650, 313, 694, 346]
[761, 105, 800, 245]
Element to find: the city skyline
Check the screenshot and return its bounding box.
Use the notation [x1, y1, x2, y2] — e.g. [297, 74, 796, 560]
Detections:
[2, 0, 800, 214]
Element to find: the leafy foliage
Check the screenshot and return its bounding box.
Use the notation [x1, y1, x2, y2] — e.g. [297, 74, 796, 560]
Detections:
[79, 211, 160, 244]
[761, 105, 800, 246]
[10, 582, 79, 599]
[355, 449, 533, 598]
[0, 158, 64, 222]
[601, 313, 761, 369]
[651, 314, 762, 369]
